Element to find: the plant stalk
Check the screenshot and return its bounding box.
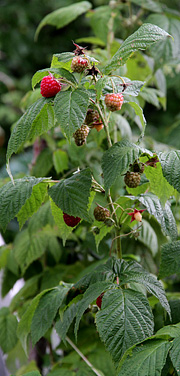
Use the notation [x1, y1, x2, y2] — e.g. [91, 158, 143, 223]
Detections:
[65, 336, 102, 376]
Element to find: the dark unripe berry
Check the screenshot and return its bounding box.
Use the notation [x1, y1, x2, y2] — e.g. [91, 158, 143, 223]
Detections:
[73, 125, 89, 146]
[124, 171, 141, 188]
[94, 205, 110, 222]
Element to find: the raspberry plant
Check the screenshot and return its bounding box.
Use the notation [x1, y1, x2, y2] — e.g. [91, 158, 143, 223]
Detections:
[1, 1, 180, 376]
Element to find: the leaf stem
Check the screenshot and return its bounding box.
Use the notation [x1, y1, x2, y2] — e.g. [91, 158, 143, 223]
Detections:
[65, 336, 102, 376]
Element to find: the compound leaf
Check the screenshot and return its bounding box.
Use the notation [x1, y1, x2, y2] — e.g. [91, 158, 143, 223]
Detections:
[158, 151, 180, 193]
[102, 140, 152, 193]
[35, 1, 92, 40]
[159, 241, 180, 279]
[0, 177, 47, 231]
[117, 339, 171, 376]
[31, 285, 70, 345]
[17, 182, 48, 229]
[96, 288, 154, 364]
[0, 307, 18, 353]
[48, 169, 92, 221]
[7, 98, 54, 161]
[75, 281, 113, 338]
[128, 193, 178, 239]
[104, 23, 171, 74]
[54, 88, 90, 140]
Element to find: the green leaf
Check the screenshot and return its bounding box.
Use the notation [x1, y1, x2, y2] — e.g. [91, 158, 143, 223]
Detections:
[127, 102, 146, 137]
[51, 53, 74, 69]
[144, 163, 175, 205]
[0, 307, 18, 353]
[128, 193, 178, 239]
[55, 300, 81, 341]
[10, 275, 41, 312]
[104, 23, 171, 74]
[129, 0, 162, 12]
[54, 88, 90, 140]
[53, 149, 68, 174]
[0, 244, 11, 269]
[31, 285, 70, 345]
[118, 260, 171, 317]
[75, 281, 113, 337]
[96, 288, 154, 364]
[89, 6, 112, 44]
[117, 339, 171, 376]
[0, 177, 48, 231]
[170, 336, 180, 375]
[76, 36, 105, 47]
[93, 221, 112, 251]
[7, 98, 54, 161]
[28, 201, 54, 234]
[102, 140, 152, 193]
[134, 219, 158, 256]
[35, 1, 92, 40]
[96, 76, 144, 101]
[158, 151, 180, 193]
[17, 182, 47, 229]
[110, 113, 132, 140]
[17, 290, 51, 354]
[50, 200, 75, 246]
[32, 67, 77, 89]
[14, 228, 49, 273]
[31, 148, 53, 178]
[146, 14, 180, 64]
[140, 87, 163, 108]
[48, 169, 92, 221]
[159, 241, 180, 279]
[156, 323, 180, 339]
[18, 372, 41, 376]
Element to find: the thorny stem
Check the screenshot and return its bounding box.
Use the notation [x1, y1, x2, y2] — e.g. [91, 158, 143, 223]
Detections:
[110, 225, 142, 254]
[107, 193, 122, 259]
[90, 98, 112, 148]
[65, 336, 102, 376]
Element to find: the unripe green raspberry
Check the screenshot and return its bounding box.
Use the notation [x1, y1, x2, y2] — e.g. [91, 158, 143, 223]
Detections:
[94, 205, 110, 222]
[124, 171, 141, 188]
[73, 125, 89, 146]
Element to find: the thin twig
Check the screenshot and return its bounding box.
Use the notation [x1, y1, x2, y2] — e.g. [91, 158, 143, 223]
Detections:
[65, 336, 102, 376]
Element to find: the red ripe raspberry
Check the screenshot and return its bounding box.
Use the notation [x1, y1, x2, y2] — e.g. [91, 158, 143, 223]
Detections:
[40, 75, 61, 98]
[105, 93, 124, 112]
[63, 213, 81, 227]
[96, 293, 104, 309]
[71, 56, 88, 73]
